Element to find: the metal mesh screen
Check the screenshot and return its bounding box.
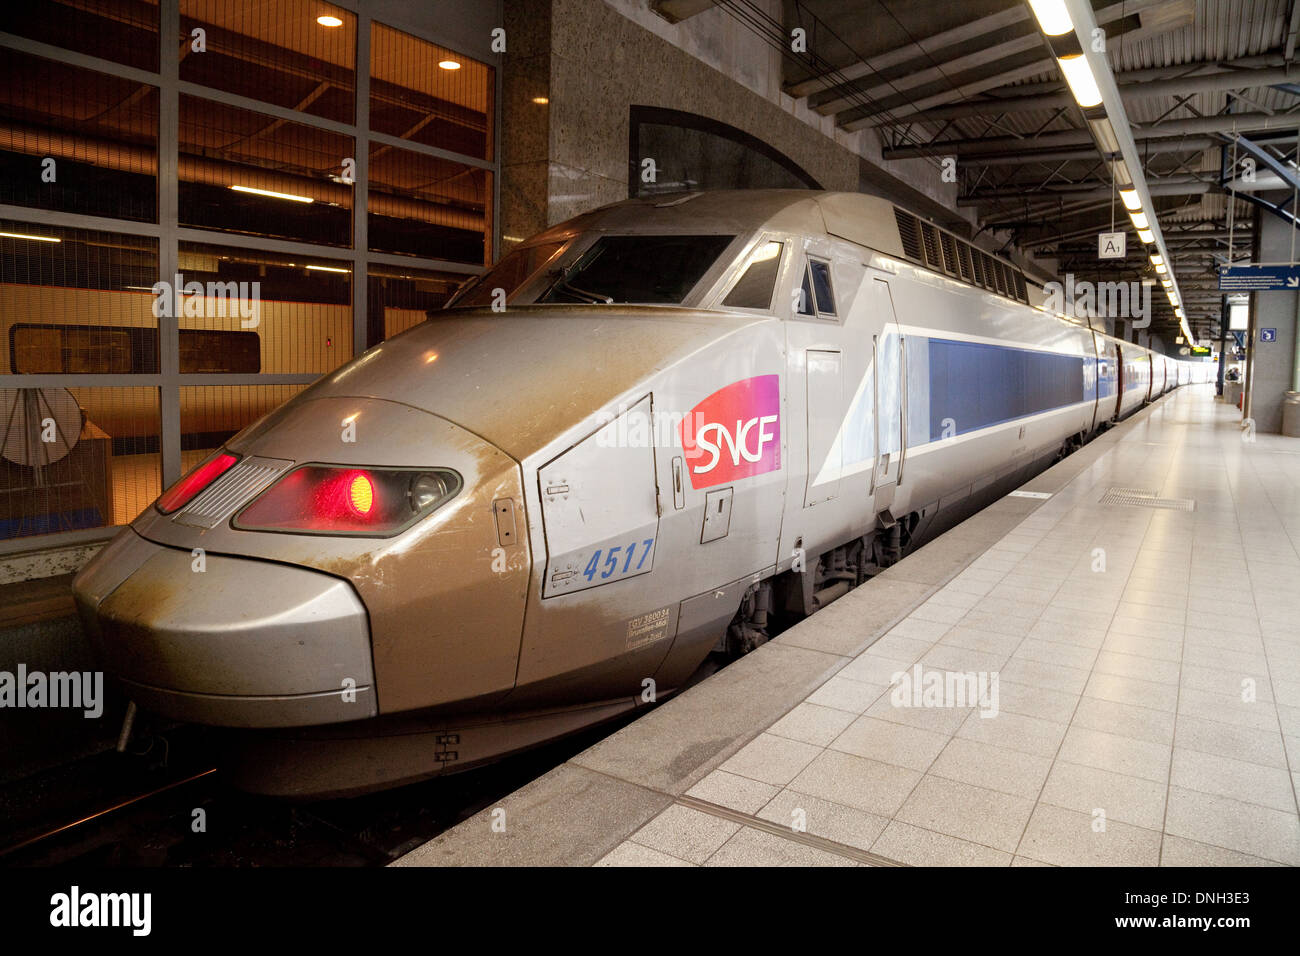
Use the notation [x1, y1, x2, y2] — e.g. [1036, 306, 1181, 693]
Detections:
[178, 0, 356, 124]
[2, 0, 160, 72]
[0, 50, 159, 222]
[368, 142, 490, 264]
[177, 241, 352, 374]
[368, 263, 470, 343]
[370, 23, 494, 161]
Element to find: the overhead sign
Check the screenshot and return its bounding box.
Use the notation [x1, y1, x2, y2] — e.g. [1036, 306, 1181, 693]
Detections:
[1218, 265, 1300, 291]
[1260, 328, 1278, 342]
[1189, 346, 1211, 356]
[1098, 232, 1126, 260]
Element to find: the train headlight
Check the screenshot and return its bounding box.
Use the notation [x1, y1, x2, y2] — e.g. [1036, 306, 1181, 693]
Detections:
[233, 465, 462, 536]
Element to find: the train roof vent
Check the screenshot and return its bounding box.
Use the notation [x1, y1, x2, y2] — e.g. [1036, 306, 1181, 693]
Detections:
[956, 242, 974, 283]
[894, 208, 922, 261]
[969, 245, 985, 286]
[939, 232, 959, 276]
[1014, 271, 1028, 302]
[919, 221, 941, 270]
[980, 251, 997, 290]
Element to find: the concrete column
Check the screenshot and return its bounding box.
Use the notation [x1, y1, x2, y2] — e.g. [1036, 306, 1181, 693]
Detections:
[1249, 198, 1300, 433]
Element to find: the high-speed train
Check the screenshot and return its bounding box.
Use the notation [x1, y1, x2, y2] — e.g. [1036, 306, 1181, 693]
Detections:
[72, 190, 1213, 797]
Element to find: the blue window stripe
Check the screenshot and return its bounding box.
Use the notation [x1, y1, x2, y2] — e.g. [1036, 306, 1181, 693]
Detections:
[927, 338, 1085, 441]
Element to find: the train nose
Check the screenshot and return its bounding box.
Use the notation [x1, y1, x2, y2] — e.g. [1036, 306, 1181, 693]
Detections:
[72, 529, 376, 728]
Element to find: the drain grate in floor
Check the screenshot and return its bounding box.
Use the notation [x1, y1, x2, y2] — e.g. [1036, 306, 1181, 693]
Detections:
[1099, 487, 1196, 511]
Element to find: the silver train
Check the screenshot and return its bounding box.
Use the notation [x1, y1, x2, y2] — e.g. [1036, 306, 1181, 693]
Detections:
[72, 190, 1213, 796]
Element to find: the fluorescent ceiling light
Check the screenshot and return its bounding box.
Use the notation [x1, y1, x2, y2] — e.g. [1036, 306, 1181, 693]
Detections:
[1138, 229, 1154, 243]
[1155, 263, 1168, 274]
[1058, 55, 1103, 108]
[1028, 0, 1073, 36]
[1150, 254, 1163, 266]
[1130, 212, 1149, 230]
[316, 15, 342, 27]
[231, 184, 313, 203]
[1120, 188, 1142, 211]
[306, 264, 349, 273]
[0, 231, 60, 242]
[438, 60, 461, 70]
[1090, 117, 1120, 154]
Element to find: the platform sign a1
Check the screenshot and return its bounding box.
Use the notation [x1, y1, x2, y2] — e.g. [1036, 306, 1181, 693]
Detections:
[1260, 328, 1278, 342]
[1098, 232, 1126, 260]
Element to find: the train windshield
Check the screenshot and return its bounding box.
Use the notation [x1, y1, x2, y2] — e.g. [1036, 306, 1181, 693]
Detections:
[447, 241, 566, 308]
[536, 234, 735, 305]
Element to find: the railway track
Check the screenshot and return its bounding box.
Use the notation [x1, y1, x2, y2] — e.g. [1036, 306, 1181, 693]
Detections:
[0, 703, 659, 867]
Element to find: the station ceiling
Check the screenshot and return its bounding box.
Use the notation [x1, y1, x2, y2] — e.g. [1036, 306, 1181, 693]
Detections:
[665, 0, 1300, 344]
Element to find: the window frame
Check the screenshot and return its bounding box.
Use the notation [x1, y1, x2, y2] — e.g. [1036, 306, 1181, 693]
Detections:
[717, 236, 787, 313]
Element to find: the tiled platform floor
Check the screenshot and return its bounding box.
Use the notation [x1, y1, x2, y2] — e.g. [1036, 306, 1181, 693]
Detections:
[600, 387, 1300, 866]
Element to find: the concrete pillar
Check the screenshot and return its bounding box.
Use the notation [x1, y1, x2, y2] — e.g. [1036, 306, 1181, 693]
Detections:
[1249, 198, 1300, 433]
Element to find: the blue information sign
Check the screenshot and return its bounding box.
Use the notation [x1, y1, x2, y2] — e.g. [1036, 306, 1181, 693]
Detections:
[1218, 266, 1300, 291]
[1261, 328, 1278, 342]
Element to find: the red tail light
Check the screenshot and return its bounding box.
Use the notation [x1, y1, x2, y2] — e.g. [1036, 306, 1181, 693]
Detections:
[234, 465, 460, 536]
[157, 452, 239, 514]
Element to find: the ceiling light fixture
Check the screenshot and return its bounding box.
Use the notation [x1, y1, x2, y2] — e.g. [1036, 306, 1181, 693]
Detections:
[1057, 54, 1103, 108]
[1028, 0, 1074, 36]
[231, 184, 314, 203]
[0, 231, 60, 242]
[316, 15, 343, 28]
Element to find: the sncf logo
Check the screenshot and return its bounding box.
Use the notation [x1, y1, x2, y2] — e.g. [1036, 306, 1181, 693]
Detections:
[680, 375, 781, 489]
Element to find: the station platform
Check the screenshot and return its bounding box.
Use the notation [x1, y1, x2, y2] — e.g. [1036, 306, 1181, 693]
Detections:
[395, 385, 1300, 867]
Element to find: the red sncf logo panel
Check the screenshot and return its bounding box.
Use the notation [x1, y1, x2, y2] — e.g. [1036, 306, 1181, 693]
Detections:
[679, 374, 781, 490]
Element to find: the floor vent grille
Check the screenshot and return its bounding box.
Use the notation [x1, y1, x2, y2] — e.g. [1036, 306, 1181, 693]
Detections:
[1099, 487, 1195, 511]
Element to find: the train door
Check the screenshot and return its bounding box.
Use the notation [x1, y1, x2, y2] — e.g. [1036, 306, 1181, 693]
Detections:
[870, 279, 904, 516]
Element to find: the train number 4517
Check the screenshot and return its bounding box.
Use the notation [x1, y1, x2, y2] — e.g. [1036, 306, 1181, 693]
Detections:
[584, 538, 655, 581]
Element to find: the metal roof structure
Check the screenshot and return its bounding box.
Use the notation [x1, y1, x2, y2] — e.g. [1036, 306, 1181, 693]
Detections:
[665, 0, 1300, 345]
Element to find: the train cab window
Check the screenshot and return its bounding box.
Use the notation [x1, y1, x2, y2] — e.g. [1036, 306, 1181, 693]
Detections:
[797, 266, 815, 315]
[793, 257, 834, 318]
[809, 259, 835, 315]
[448, 241, 565, 308]
[722, 241, 783, 309]
[537, 234, 735, 305]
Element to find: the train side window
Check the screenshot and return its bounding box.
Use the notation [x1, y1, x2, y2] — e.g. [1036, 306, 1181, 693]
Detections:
[10, 323, 258, 374]
[809, 259, 835, 315]
[797, 265, 815, 315]
[722, 240, 783, 309]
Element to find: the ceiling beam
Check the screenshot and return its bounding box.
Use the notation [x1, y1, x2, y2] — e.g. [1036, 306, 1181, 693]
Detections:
[871, 63, 1298, 127]
[885, 112, 1300, 159]
[783, 4, 1031, 99]
[957, 136, 1218, 167]
[840, 0, 1192, 130]
[959, 179, 1215, 206]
